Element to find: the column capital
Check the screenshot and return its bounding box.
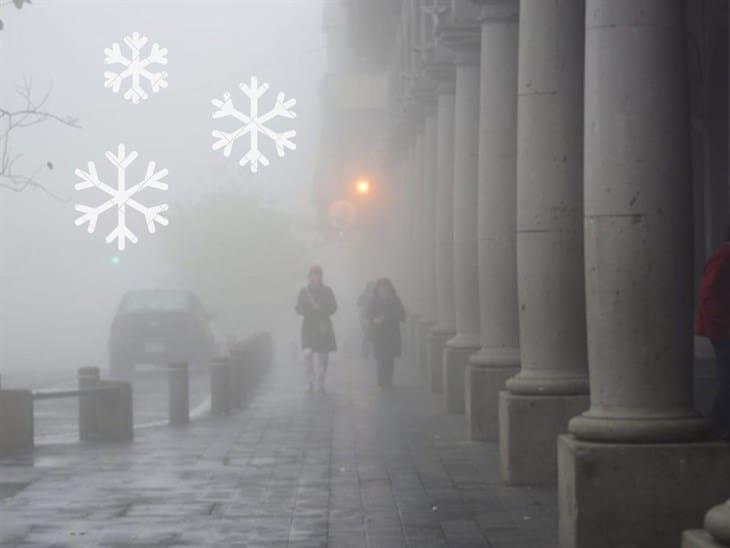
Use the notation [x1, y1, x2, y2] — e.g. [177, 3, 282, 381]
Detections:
[406, 100, 427, 135]
[422, 31, 458, 93]
[470, 0, 519, 22]
[436, 16, 481, 65]
[408, 72, 439, 116]
[424, 56, 457, 95]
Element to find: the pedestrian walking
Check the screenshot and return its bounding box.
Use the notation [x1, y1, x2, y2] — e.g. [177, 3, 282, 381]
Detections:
[367, 278, 406, 389]
[357, 281, 375, 359]
[695, 229, 730, 440]
[296, 265, 338, 393]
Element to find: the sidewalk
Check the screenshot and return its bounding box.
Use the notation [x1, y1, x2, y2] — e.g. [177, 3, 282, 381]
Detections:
[0, 355, 557, 547]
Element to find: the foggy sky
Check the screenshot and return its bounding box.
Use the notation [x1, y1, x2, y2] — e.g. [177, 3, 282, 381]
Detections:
[0, 0, 331, 371]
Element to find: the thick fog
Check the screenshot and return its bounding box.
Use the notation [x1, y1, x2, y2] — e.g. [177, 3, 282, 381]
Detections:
[0, 0, 357, 373]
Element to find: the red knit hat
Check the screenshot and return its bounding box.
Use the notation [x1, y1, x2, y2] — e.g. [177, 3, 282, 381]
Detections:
[308, 265, 323, 276]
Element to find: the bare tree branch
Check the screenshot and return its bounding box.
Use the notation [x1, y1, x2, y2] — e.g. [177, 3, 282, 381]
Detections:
[0, 79, 80, 201]
[0, 0, 32, 29]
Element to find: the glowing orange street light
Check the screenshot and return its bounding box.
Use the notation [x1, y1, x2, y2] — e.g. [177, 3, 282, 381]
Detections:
[355, 178, 371, 195]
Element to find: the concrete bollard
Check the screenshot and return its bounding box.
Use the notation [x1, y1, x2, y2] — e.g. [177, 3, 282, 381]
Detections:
[78, 367, 100, 441]
[210, 357, 231, 416]
[240, 347, 254, 400]
[168, 362, 189, 426]
[228, 353, 245, 409]
[93, 381, 134, 442]
[0, 389, 34, 455]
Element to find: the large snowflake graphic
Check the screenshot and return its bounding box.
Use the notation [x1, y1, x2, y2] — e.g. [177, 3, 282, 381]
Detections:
[74, 144, 169, 251]
[211, 76, 296, 173]
[104, 32, 168, 104]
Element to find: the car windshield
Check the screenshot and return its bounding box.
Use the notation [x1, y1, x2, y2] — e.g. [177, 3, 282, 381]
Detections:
[120, 291, 192, 313]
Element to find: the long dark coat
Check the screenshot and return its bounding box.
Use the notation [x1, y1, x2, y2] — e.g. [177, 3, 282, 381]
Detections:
[295, 284, 338, 353]
[367, 295, 406, 360]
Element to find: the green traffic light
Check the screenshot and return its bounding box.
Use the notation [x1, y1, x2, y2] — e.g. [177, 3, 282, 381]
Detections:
[111, 255, 121, 265]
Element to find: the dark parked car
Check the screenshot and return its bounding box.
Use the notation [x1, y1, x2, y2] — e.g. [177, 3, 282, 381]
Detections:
[109, 289, 218, 376]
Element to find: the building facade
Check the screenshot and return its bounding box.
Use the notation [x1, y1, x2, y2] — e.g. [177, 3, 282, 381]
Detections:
[317, 1, 730, 546]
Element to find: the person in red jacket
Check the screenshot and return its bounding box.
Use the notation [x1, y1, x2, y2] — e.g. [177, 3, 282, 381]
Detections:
[695, 230, 730, 440]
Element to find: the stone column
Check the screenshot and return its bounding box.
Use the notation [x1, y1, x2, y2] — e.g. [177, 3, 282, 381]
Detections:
[417, 109, 439, 380]
[465, 0, 520, 441]
[414, 131, 425, 321]
[407, 133, 425, 373]
[441, 24, 482, 415]
[395, 152, 414, 362]
[558, 2, 730, 547]
[498, 0, 590, 484]
[423, 112, 439, 327]
[427, 65, 457, 394]
[401, 142, 415, 368]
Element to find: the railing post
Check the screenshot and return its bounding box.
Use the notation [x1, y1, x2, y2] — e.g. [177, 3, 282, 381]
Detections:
[254, 335, 265, 384]
[242, 344, 254, 400]
[210, 357, 231, 416]
[229, 351, 245, 409]
[264, 332, 274, 374]
[78, 366, 100, 441]
[0, 387, 33, 455]
[168, 362, 189, 426]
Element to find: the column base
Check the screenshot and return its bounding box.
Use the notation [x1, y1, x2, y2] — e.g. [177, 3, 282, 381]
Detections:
[427, 327, 455, 394]
[506, 371, 589, 396]
[498, 391, 588, 484]
[443, 344, 478, 415]
[465, 365, 517, 442]
[569, 412, 710, 443]
[558, 434, 730, 548]
[682, 530, 726, 548]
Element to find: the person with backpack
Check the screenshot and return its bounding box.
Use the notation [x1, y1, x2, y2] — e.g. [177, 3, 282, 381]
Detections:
[296, 265, 337, 393]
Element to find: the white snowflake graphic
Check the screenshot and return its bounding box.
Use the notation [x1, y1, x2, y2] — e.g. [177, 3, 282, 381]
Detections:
[74, 144, 169, 251]
[104, 32, 168, 104]
[211, 76, 296, 173]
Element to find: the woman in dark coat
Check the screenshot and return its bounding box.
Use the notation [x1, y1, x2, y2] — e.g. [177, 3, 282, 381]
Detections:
[367, 278, 406, 388]
[296, 265, 337, 392]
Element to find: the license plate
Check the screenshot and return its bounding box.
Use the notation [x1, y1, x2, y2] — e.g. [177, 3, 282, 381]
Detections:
[144, 342, 165, 353]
